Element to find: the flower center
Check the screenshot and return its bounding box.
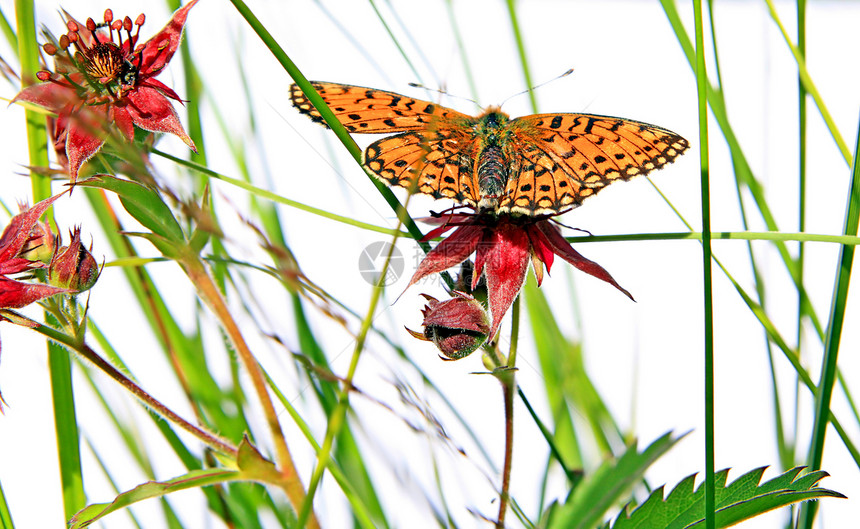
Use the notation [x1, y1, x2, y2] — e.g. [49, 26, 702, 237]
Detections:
[53, 9, 146, 97]
[80, 42, 124, 83]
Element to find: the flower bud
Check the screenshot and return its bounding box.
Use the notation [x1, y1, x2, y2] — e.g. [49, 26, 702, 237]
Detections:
[21, 221, 56, 264]
[47, 227, 99, 292]
[407, 292, 490, 360]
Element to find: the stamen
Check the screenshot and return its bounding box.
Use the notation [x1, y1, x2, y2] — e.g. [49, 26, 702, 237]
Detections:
[42, 43, 58, 55]
[82, 42, 124, 83]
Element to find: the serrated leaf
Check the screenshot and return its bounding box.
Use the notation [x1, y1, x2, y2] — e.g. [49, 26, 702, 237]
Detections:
[549, 431, 685, 529]
[607, 466, 845, 529]
[76, 175, 185, 243]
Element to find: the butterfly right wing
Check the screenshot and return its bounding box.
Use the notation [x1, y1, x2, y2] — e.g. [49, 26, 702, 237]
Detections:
[289, 81, 469, 133]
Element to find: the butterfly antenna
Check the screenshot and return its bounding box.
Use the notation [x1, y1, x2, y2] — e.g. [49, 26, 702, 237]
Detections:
[551, 216, 593, 237]
[408, 82, 480, 110]
[499, 68, 575, 108]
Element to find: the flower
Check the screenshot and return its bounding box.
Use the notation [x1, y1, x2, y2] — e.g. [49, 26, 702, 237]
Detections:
[11, 1, 199, 182]
[406, 211, 633, 340]
[407, 292, 491, 360]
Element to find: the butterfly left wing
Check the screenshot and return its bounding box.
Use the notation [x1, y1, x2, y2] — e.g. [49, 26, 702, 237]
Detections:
[289, 81, 470, 133]
[363, 129, 482, 206]
[500, 114, 689, 215]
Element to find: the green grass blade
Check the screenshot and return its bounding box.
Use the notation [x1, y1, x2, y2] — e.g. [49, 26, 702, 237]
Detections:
[444, 0, 479, 102]
[15, 1, 85, 520]
[691, 1, 715, 527]
[47, 329, 86, 520]
[368, 0, 422, 82]
[659, 0, 824, 338]
[0, 481, 14, 529]
[791, 0, 809, 475]
[796, 108, 860, 529]
[764, 0, 850, 164]
[0, 7, 17, 57]
[505, 0, 537, 112]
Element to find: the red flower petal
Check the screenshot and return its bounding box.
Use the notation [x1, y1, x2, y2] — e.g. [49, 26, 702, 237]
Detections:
[405, 223, 483, 290]
[483, 221, 531, 339]
[137, 0, 199, 77]
[11, 82, 76, 113]
[0, 276, 72, 309]
[66, 111, 107, 183]
[111, 105, 136, 141]
[126, 86, 196, 151]
[0, 194, 65, 263]
[536, 221, 634, 301]
[142, 78, 183, 103]
[526, 223, 555, 274]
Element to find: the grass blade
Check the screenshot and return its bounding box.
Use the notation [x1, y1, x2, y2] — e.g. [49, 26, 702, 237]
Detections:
[796, 107, 860, 529]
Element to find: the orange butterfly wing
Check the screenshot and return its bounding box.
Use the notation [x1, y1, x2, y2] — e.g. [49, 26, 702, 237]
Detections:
[291, 82, 689, 216]
[290, 82, 482, 204]
[289, 81, 468, 132]
[501, 114, 689, 215]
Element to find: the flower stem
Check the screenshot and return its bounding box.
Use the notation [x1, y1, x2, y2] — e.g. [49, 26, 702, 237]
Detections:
[34, 323, 238, 457]
[180, 257, 318, 527]
[495, 296, 520, 528]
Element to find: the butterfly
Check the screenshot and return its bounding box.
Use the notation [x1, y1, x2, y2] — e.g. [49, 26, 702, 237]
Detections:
[290, 81, 688, 217]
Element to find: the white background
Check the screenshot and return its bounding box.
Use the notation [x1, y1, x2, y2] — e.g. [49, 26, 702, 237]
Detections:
[0, 0, 858, 527]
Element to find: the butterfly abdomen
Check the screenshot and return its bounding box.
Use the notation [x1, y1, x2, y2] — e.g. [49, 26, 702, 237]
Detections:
[473, 109, 516, 213]
[476, 145, 508, 211]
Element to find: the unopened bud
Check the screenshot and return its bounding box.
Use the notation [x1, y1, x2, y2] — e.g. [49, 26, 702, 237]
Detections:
[407, 292, 490, 360]
[47, 228, 99, 292]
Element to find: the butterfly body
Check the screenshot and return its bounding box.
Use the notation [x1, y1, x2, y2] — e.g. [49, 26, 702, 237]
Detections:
[291, 81, 689, 217]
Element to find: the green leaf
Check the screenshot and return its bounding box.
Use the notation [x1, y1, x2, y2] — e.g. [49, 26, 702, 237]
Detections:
[606, 466, 845, 529]
[548, 431, 684, 529]
[68, 467, 241, 529]
[76, 176, 185, 243]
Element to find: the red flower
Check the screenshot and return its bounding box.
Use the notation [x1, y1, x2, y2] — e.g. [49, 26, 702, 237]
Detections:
[11, 1, 199, 182]
[406, 212, 633, 340]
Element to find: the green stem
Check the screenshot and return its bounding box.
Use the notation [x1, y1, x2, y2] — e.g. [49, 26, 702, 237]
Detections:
[691, 2, 715, 528]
